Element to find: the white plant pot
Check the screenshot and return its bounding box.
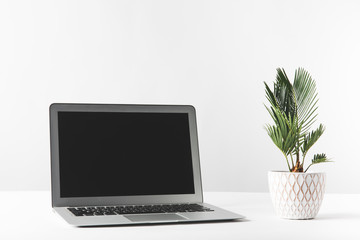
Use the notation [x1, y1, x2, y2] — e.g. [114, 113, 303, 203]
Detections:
[268, 171, 326, 219]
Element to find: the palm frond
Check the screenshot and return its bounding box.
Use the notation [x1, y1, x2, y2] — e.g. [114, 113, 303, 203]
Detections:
[304, 153, 331, 172]
[265, 108, 297, 156]
[311, 153, 329, 164]
[293, 68, 319, 135]
[301, 124, 325, 156]
[265, 124, 283, 151]
[264, 82, 278, 110]
[265, 123, 295, 171]
[274, 68, 296, 119]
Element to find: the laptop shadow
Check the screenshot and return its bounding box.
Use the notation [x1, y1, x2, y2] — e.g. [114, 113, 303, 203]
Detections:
[78, 218, 250, 228]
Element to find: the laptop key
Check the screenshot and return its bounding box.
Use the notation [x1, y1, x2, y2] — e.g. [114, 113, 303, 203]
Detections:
[68, 208, 84, 216]
[104, 212, 117, 215]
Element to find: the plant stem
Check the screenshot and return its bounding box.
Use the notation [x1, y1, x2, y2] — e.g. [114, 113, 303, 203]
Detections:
[304, 164, 313, 173]
[290, 154, 295, 169]
[283, 153, 291, 172]
[301, 152, 307, 167]
[291, 151, 304, 172]
[296, 151, 300, 166]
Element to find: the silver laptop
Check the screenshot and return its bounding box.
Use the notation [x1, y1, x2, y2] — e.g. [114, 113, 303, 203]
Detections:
[50, 103, 244, 226]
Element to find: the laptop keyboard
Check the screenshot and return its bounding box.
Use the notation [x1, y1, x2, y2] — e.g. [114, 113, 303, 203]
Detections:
[68, 204, 213, 217]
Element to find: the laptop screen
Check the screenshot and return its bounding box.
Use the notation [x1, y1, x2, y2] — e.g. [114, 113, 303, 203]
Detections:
[57, 111, 195, 198]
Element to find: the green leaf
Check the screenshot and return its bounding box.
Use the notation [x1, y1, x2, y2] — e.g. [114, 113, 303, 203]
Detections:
[293, 68, 319, 136]
[301, 124, 325, 155]
[311, 153, 329, 164]
[264, 108, 297, 156]
[264, 82, 278, 110]
[304, 153, 332, 172]
[274, 68, 296, 119]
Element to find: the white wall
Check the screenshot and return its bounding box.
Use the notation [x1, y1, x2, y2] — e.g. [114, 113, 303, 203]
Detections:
[0, 0, 359, 193]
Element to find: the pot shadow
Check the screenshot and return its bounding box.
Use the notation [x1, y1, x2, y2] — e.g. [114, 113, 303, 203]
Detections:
[315, 213, 360, 221]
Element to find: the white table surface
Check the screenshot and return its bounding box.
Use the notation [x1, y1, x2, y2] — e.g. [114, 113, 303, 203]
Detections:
[1, 191, 359, 240]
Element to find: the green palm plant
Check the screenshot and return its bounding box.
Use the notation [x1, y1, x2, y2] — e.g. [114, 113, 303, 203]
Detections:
[264, 68, 331, 172]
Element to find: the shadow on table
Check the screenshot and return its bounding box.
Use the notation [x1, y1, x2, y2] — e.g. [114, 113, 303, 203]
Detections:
[315, 213, 360, 220]
[79, 218, 250, 228]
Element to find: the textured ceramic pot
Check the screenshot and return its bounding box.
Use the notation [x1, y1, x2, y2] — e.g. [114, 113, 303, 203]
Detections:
[268, 171, 326, 219]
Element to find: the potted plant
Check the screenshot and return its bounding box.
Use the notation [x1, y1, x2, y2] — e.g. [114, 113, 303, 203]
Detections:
[264, 67, 331, 219]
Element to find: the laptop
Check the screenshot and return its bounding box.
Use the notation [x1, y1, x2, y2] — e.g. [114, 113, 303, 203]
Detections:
[49, 103, 244, 226]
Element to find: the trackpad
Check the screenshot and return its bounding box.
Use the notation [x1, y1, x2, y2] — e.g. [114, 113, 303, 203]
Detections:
[125, 214, 187, 222]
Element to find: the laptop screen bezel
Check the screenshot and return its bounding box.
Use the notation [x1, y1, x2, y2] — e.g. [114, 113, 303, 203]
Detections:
[50, 103, 203, 207]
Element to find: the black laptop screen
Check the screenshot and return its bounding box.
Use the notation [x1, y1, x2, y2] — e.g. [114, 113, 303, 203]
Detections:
[57, 111, 195, 198]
